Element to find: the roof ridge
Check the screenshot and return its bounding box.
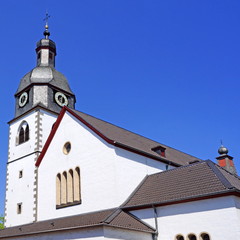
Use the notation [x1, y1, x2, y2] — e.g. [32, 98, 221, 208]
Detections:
[205, 160, 234, 189]
[102, 208, 122, 224]
[144, 160, 206, 178]
[121, 175, 149, 207]
[105, 209, 156, 233]
[118, 210, 156, 231]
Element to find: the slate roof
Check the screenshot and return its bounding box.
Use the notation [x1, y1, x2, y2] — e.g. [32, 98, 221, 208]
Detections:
[16, 66, 74, 95]
[70, 108, 202, 166]
[122, 160, 240, 209]
[0, 209, 155, 238]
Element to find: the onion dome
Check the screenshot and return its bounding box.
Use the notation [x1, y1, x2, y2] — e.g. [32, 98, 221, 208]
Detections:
[218, 145, 228, 155]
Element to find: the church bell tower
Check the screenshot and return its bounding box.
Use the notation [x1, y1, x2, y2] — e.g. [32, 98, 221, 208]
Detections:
[4, 21, 76, 227]
[15, 24, 75, 118]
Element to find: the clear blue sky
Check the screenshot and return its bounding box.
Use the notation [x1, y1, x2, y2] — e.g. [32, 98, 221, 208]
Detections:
[0, 0, 240, 215]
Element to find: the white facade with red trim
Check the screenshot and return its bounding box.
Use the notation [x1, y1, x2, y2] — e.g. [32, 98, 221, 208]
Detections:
[3, 29, 240, 240]
[37, 110, 166, 221]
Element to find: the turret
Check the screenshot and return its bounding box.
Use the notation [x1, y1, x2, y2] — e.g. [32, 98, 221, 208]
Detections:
[216, 144, 237, 175]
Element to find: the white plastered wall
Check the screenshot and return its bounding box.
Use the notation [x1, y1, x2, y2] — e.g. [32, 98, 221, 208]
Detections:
[104, 227, 152, 240]
[5, 109, 57, 227]
[130, 196, 240, 240]
[1, 226, 152, 240]
[3, 227, 104, 240]
[37, 111, 167, 221]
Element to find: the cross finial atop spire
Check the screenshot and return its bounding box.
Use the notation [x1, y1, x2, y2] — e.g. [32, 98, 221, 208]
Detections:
[44, 11, 50, 28]
[43, 11, 51, 39]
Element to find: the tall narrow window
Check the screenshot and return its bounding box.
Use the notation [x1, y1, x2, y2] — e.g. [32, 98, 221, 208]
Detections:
[19, 127, 24, 144]
[19, 170, 23, 179]
[25, 124, 29, 141]
[61, 172, 67, 205]
[17, 203, 22, 214]
[56, 174, 61, 206]
[17, 121, 30, 145]
[67, 170, 74, 203]
[74, 167, 81, 202]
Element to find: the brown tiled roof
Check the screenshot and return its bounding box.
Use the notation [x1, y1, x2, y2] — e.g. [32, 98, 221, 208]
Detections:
[105, 209, 154, 232]
[0, 209, 154, 238]
[70, 108, 201, 166]
[123, 160, 240, 209]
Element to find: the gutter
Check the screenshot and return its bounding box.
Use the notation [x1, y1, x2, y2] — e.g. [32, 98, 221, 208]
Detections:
[114, 141, 180, 167]
[122, 189, 240, 211]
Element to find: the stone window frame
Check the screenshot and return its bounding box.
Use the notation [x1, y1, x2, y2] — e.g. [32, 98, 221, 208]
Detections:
[175, 235, 184, 240]
[63, 142, 71, 155]
[16, 121, 30, 145]
[199, 232, 211, 240]
[187, 233, 197, 240]
[56, 167, 81, 209]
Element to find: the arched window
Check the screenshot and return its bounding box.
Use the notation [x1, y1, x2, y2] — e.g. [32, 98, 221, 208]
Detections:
[56, 174, 61, 206]
[176, 235, 184, 240]
[67, 170, 74, 203]
[61, 172, 67, 205]
[25, 124, 29, 141]
[56, 167, 81, 208]
[200, 233, 210, 240]
[17, 121, 30, 145]
[188, 234, 197, 240]
[19, 127, 24, 144]
[74, 167, 81, 202]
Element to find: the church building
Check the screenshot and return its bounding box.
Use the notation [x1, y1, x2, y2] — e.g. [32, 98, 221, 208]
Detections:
[1, 24, 240, 240]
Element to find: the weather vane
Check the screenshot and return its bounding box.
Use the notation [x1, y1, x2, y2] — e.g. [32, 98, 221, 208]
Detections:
[43, 11, 51, 39]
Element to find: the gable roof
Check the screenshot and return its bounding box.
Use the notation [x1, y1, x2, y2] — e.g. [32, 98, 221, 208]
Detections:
[0, 209, 154, 239]
[36, 107, 202, 167]
[122, 160, 240, 210]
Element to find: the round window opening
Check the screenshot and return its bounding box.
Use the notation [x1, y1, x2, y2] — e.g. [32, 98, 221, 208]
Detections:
[63, 142, 71, 155]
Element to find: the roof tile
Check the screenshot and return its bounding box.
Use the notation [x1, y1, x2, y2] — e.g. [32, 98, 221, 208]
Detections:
[71, 109, 201, 166]
[123, 160, 240, 208]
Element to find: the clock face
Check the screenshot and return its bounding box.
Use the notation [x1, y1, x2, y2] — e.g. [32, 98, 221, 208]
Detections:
[55, 92, 68, 107]
[19, 92, 28, 107]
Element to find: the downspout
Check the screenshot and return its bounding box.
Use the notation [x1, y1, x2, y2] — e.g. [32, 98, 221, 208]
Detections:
[152, 205, 158, 240]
